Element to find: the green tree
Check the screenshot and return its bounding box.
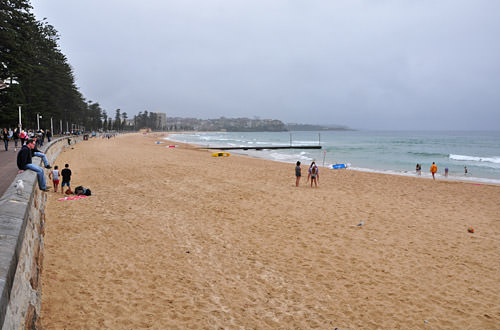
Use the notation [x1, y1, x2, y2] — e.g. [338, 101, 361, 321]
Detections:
[0, 0, 105, 131]
[114, 108, 121, 131]
[102, 110, 108, 131]
[121, 111, 128, 130]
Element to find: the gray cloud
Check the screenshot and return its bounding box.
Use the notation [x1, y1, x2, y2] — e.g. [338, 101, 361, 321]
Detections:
[31, 0, 500, 130]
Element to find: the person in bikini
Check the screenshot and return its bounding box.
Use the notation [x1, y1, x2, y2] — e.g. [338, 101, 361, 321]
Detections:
[308, 161, 319, 188]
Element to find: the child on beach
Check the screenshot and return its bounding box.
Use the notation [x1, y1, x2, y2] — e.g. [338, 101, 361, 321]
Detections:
[49, 165, 60, 192]
[295, 161, 301, 187]
[61, 163, 72, 194]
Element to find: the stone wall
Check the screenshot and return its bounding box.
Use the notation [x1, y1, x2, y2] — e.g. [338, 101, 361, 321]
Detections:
[0, 136, 82, 330]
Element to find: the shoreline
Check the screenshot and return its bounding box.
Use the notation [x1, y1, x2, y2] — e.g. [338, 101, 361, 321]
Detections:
[164, 133, 500, 186]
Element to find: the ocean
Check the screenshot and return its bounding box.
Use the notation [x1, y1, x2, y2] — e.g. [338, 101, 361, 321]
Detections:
[167, 131, 500, 185]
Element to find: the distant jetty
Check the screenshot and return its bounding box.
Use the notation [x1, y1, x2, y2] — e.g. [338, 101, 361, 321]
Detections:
[204, 145, 322, 150]
[203, 131, 324, 150]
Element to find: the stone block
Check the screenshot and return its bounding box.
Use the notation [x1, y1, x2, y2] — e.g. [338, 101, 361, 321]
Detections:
[23, 304, 39, 329]
[0, 199, 30, 220]
[0, 234, 21, 282]
[0, 234, 20, 325]
[0, 215, 25, 238]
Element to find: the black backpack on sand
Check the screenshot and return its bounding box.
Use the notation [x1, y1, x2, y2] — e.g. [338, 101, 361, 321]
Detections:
[75, 186, 91, 196]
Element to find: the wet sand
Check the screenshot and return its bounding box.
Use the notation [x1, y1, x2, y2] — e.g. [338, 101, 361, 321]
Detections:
[41, 133, 500, 329]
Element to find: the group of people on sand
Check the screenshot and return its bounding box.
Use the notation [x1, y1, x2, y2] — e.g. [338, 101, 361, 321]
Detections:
[419, 162, 469, 180]
[295, 161, 319, 187]
[294, 160, 471, 185]
[48, 164, 72, 193]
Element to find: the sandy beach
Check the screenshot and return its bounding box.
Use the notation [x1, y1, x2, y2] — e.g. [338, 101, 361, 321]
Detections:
[40, 133, 500, 329]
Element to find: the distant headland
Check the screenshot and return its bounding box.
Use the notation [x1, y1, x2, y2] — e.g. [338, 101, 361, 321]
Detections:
[162, 116, 353, 132]
[285, 123, 354, 131]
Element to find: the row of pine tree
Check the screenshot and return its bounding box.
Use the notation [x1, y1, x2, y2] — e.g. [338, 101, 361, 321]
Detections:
[0, 0, 161, 132]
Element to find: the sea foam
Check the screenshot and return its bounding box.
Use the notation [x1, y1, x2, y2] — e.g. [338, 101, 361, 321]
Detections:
[449, 154, 500, 164]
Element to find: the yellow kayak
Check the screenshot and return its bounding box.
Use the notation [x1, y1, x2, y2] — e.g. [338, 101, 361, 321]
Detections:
[212, 152, 230, 157]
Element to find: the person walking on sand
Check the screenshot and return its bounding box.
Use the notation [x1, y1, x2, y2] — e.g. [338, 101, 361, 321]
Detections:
[49, 165, 60, 192]
[61, 163, 72, 194]
[430, 162, 437, 180]
[17, 139, 49, 191]
[295, 161, 302, 187]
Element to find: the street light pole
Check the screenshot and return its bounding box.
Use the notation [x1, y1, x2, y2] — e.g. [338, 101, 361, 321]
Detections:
[18, 105, 22, 130]
[37, 113, 40, 131]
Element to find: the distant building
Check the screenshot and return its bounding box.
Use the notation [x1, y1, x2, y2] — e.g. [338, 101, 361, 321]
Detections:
[124, 119, 135, 127]
[152, 112, 167, 130]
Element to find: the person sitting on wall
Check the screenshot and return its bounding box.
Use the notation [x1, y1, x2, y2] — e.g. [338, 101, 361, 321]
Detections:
[31, 137, 52, 169]
[17, 139, 49, 191]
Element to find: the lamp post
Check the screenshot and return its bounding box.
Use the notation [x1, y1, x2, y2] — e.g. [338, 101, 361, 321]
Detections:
[18, 105, 22, 130]
[37, 113, 42, 131]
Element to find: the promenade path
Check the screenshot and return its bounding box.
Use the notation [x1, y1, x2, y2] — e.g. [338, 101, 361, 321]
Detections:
[0, 140, 20, 196]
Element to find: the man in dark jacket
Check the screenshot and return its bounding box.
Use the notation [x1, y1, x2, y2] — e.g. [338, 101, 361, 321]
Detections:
[17, 139, 48, 191]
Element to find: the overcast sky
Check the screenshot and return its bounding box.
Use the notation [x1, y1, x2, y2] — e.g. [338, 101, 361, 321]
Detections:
[30, 0, 500, 130]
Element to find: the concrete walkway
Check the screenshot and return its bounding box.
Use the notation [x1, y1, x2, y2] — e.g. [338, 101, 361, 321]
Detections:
[0, 140, 21, 196]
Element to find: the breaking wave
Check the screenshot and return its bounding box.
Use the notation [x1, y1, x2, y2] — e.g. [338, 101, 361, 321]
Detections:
[449, 154, 500, 164]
